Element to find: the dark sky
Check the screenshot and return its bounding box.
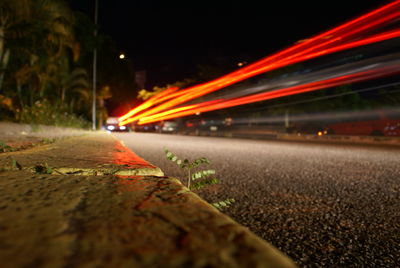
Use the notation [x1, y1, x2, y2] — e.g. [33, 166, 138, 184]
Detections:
[69, 0, 387, 88]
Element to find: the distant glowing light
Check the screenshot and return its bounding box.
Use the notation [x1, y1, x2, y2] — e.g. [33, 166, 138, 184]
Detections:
[119, 54, 125, 59]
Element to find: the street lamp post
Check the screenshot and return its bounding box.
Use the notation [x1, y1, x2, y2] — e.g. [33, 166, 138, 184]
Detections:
[92, 0, 99, 130]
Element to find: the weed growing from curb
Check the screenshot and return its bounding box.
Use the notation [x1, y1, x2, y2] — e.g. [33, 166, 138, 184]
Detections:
[40, 138, 56, 144]
[0, 141, 15, 152]
[164, 148, 235, 210]
[32, 163, 53, 174]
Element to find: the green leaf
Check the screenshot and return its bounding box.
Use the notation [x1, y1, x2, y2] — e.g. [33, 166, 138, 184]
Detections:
[192, 157, 211, 168]
[191, 178, 220, 190]
[192, 169, 216, 180]
[46, 167, 53, 174]
[212, 198, 235, 210]
[200, 157, 210, 164]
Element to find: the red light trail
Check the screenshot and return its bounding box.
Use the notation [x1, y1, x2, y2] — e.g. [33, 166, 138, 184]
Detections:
[137, 63, 400, 124]
[119, 0, 400, 126]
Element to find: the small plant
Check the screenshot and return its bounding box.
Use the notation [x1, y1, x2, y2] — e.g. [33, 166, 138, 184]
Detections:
[32, 163, 53, 174]
[164, 148, 235, 210]
[0, 141, 12, 152]
[40, 138, 56, 144]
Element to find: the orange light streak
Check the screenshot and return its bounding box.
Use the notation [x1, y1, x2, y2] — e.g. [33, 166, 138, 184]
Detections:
[119, 0, 400, 126]
[118, 86, 180, 122]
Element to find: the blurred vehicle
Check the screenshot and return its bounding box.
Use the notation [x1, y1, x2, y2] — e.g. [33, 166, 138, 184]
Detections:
[183, 118, 204, 135]
[325, 119, 400, 136]
[323, 111, 400, 137]
[159, 121, 179, 134]
[199, 119, 219, 132]
[105, 117, 129, 132]
[289, 123, 325, 135]
[185, 118, 203, 129]
[182, 117, 237, 135]
[134, 123, 157, 132]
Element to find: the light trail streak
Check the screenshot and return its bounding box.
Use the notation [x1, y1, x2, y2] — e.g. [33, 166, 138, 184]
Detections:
[137, 63, 400, 124]
[137, 52, 399, 123]
[224, 107, 400, 126]
[119, 0, 400, 126]
[120, 28, 400, 126]
[119, 30, 400, 126]
[208, 52, 400, 101]
[118, 86, 180, 122]
[258, 81, 400, 110]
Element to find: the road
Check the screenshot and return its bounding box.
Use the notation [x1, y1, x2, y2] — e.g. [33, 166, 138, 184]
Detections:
[113, 132, 400, 267]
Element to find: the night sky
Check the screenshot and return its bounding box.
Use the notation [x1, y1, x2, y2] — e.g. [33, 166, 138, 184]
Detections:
[70, 0, 386, 88]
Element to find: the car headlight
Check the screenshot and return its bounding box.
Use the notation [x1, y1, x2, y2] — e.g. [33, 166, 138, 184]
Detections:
[107, 125, 115, 130]
[119, 126, 126, 130]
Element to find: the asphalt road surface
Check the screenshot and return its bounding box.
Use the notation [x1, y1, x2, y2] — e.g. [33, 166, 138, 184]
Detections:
[114, 132, 400, 267]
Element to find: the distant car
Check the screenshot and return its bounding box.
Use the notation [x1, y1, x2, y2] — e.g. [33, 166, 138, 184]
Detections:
[105, 117, 129, 132]
[291, 124, 325, 135]
[159, 121, 179, 134]
[134, 123, 157, 132]
[182, 118, 203, 135]
[200, 119, 219, 132]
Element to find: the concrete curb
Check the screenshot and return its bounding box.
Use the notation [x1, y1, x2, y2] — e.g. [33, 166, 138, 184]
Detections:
[0, 133, 164, 177]
[0, 131, 297, 267]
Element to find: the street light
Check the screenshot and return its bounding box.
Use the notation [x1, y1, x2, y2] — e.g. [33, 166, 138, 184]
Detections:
[92, 0, 99, 130]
